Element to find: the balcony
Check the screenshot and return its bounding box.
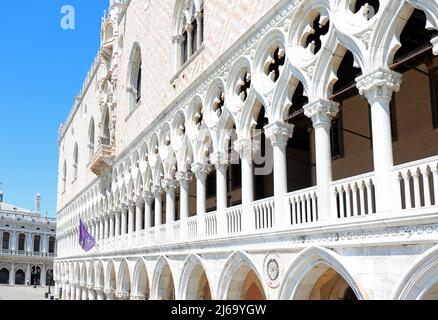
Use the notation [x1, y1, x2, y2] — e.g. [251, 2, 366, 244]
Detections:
[68, 155, 438, 259]
[87, 139, 115, 176]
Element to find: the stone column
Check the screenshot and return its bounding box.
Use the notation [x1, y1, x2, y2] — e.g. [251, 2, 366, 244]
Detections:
[304, 99, 339, 222]
[143, 191, 154, 232]
[115, 209, 121, 237]
[128, 201, 135, 234]
[76, 285, 82, 300]
[109, 211, 115, 238]
[99, 218, 104, 241]
[264, 121, 295, 226]
[356, 68, 402, 213]
[41, 265, 46, 286]
[9, 263, 15, 285]
[135, 195, 144, 232]
[154, 186, 163, 242]
[211, 152, 229, 235]
[191, 163, 209, 237]
[163, 179, 178, 241]
[105, 289, 116, 300]
[194, 10, 203, 49]
[176, 171, 192, 239]
[96, 288, 105, 300]
[81, 286, 89, 300]
[172, 35, 184, 68]
[104, 214, 109, 240]
[26, 264, 31, 285]
[185, 23, 194, 57]
[88, 286, 96, 300]
[121, 204, 128, 235]
[234, 139, 256, 232]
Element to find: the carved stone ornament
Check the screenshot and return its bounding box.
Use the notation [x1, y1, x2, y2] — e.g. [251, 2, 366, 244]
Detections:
[356, 68, 402, 102]
[303, 99, 339, 128]
[264, 121, 295, 146]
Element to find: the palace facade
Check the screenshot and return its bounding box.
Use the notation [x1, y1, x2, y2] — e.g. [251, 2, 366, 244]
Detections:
[54, 0, 438, 300]
[0, 193, 56, 287]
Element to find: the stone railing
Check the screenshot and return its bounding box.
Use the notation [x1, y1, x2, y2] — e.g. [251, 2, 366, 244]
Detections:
[287, 187, 318, 226]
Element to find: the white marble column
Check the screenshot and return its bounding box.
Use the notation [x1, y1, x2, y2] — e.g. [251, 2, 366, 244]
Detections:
[9, 263, 15, 285]
[304, 99, 339, 222]
[121, 204, 128, 235]
[75, 285, 82, 300]
[135, 195, 144, 232]
[81, 287, 89, 300]
[211, 152, 228, 235]
[143, 191, 154, 232]
[109, 211, 115, 238]
[176, 171, 192, 239]
[356, 68, 402, 213]
[194, 10, 203, 49]
[88, 287, 96, 300]
[185, 23, 194, 57]
[191, 163, 209, 236]
[96, 288, 105, 300]
[104, 214, 109, 240]
[99, 218, 104, 241]
[163, 179, 177, 241]
[265, 121, 295, 226]
[234, 139, 255, 232]
[154, 186, 163, 242]
[115, 209, 121, 237]
[128, 201, 135, 234]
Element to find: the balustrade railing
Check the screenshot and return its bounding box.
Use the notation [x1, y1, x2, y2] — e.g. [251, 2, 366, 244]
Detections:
[159, 226, 166, 243]
[331, 173, 376, 220]
[251, 198, 275, 230]
[172, 221, 181, 242]
[394, 156, 438, 211]
[287, 187, 318, 225]
[205, 212, 218, 237]
[226, 206, 243, 234]
[187, 217, 198, 240]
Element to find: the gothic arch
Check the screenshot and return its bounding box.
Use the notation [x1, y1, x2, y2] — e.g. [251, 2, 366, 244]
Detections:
[217, 251, 267, 300]
[178, 254, 213, 300]
[393, 245, 438, 300]
[152, 256, 176, 300]
[105, 260, 117, 291]
[279, 246, 367, 300]
[117, 259, 131, 295]
[132, 258, 150, 299]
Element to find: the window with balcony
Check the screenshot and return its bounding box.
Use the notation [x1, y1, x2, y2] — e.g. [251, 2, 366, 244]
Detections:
[73, 143, 78, 182]
[127, 44, 142, 114]
[2, 232, 9, 250]
[18, 234, 25, 251]
[33, 235, 41, 253]
[172, 0, 204, 74]
[48, 237, 56, 254]
[88, 118, 95, 160]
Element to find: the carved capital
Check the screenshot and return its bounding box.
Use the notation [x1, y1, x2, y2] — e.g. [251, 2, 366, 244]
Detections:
[356, 68, 402, 103]
[176, 171, 193, 188]
[264, 121, 295, 147]
[130, 294, 147, 300]
[135, 195, 143, 206]
[191, 163, 210, 180]
[210, 152, 229, 169]
[142, 191, 155, 205]
[303, 99, 339, 128]
[185, 23, 194, 33]
[115, 291, 131, 300]
[234, 138, 260, 160]
[152, 186, 163, 197]
[162, 178, 178, 192]
[172, 34, 184, 44]
[194, 10, 203, 21]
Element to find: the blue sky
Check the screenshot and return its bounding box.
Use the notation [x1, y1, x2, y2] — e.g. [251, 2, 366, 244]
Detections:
[0, 1, 108, 217]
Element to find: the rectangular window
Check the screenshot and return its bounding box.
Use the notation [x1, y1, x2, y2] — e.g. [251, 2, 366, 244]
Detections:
[429, 67, 438, 129]
[331, 111, 344, 160]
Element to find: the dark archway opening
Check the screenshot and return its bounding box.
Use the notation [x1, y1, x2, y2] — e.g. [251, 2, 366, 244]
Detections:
[0, 268, 9, 284]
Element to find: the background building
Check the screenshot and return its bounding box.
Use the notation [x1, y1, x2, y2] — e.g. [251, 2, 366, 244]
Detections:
[55, 0, 438, 300]
[0, 192, 56, 287]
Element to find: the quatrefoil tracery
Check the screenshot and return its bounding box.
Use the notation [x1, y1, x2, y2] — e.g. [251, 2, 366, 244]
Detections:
[235, 69, 252, 102]
[212, 90, 225, 117]
[263, 46, 286, 82]
[302, 14, 330, 55]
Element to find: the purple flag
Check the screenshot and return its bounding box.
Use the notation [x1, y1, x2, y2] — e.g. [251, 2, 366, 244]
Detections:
[79, 219, 96, 252]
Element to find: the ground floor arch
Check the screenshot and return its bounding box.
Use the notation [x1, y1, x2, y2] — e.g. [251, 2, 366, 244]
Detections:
[31, 266, 41, 286]
[132, 260, 150, 300]
[185, 266, 212, 300]
[280, 247, 366, 300]
[0, 268, 9, 284]
[219, 252, 267, 300]
[154, 259, 175, 300]
[117, 260, 131, 299]
[15, 269, 25, 285]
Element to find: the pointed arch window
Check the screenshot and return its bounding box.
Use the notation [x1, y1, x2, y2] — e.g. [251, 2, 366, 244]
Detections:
[73, 144, 79, 181]
[128, 45, 142, 113]
[102, 108, 111, 146]
[88, 118, 95, 160]
[2, 232, 10, 250]
[173, 1, 204, 72]
[62, 161, 67, 193]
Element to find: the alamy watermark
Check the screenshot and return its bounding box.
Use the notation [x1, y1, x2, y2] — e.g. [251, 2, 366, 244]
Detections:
[60, 5, 75, 30]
